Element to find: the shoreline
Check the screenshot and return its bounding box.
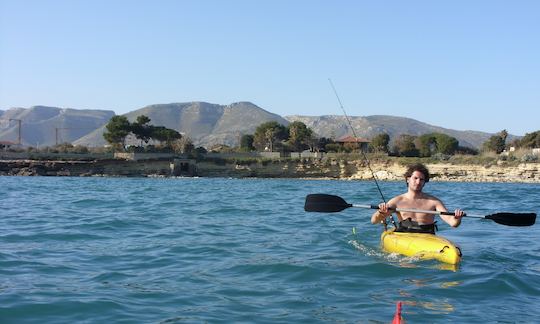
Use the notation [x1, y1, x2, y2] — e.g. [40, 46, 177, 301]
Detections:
[1, 158, 539, 183]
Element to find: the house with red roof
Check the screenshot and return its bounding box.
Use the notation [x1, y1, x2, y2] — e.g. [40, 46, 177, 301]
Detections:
[335, 135, 370, 152]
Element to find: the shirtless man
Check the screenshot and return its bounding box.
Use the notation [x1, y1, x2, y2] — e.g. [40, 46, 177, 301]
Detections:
[371, 163, 464, 234]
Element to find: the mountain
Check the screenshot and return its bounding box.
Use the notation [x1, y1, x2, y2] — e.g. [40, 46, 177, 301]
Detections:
[0, 106, 115, 146]
[74, 102, 289, 147]
[284, 115, 509, 149]
[1, 102, 518, 149]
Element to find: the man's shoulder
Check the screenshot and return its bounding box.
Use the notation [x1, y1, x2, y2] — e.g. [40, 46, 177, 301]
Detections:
[390, 194, 407, 202]
[422, 192, 443, 202]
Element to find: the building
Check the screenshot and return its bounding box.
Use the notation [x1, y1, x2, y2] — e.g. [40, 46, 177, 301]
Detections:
[336, 135, 370, 152]
[0, 140, 17, 150]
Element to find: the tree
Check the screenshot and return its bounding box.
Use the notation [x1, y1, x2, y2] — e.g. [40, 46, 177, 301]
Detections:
[500, 129, 508, 143]
[369, 133, 390, 153]
[253, 121, 288, 151]
[416, 134, 437, 157]
[194, 146, 207, 154]
[517, 131, 540, 148]
[172, 136, 195, 154]
[433, 133, 459, 155]
[131, 115, 153, 145]
[135, 115, 151, 125]
[482, 130, 507, 154]
[103, 116, 131, 149]
[325, 143, 343, 153]
[103, 114, 186, 152]
[316, 137, 334, 152]
[151, 126, 182, 146]
[287, 121, 313, 151]
[456, 146, 479, 155]
[392, 134, 419, 157]
[416, 133, 459, 156]
[240, 134, 255, 151]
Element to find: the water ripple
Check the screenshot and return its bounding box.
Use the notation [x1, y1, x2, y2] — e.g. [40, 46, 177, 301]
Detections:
[0, 177, 539, 323]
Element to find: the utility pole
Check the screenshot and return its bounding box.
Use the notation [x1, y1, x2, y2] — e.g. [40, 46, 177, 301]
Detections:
[55, 127, 70, 146]
[9, 119, 22, 145]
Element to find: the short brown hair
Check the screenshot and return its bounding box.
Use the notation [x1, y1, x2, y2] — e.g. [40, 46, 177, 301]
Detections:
[404, 163, 430, 182]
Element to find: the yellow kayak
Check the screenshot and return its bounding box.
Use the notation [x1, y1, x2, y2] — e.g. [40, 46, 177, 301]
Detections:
[381, 230, 462, 265]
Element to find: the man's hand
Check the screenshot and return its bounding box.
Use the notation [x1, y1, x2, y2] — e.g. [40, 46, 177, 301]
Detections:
[378, 203, 392, 217]
[454, 209, 464, 219]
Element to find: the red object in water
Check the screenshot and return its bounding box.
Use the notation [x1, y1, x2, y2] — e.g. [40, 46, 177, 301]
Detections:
[392, 301, 403, 324]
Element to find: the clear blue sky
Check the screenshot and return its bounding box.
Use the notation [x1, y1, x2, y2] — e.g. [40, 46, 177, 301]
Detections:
[1, 0, 538, 136]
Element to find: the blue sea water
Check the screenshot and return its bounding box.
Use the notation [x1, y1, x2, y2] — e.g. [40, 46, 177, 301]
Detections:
[0, 176, 539, 323]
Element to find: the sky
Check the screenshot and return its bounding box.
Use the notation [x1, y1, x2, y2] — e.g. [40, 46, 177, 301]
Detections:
[1, 0, 539, 136]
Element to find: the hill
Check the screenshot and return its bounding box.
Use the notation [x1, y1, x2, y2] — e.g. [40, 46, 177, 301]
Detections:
[0, 106, 114, 146]
[284, 115, 502, 149]
[74, 102, 289, 147]
[1, 102, 519, 149]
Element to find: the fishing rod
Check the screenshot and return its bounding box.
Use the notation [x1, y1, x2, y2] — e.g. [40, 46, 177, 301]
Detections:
[328, 78, 397, 229]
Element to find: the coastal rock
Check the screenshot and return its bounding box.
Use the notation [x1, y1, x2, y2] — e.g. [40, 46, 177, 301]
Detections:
[1, 158, 538, 182]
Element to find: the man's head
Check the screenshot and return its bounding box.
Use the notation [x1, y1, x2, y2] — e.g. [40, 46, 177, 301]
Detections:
[404, 163, 430, 184]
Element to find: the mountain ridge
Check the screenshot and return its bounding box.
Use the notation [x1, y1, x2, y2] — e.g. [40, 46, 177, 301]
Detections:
[284, 114, 497, 148]
[73, 102, 289, 148]
[1, 102, 515, 149]
[0, 106, 115, 146]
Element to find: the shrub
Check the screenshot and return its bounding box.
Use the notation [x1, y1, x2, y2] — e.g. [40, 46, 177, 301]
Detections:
[521, 154, 538, 162]
[432, 153, 451, 161]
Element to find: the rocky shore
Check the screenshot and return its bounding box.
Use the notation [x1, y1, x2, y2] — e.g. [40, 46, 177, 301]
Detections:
[0, 159, 172, 177]
[1, 157, 538, 183]
[197, 158, 539, 183]
[349, 161, 540, 183]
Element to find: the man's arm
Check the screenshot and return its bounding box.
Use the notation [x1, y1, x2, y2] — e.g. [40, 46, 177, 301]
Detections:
[371, 197, 398, 224]
[435, 199, 463, 228]
[371, 205, 389, 224]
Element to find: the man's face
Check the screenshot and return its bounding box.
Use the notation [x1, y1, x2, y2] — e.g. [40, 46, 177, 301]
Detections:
[407, 170, 426, 192]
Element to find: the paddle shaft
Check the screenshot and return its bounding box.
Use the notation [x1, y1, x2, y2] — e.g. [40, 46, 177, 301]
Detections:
[352, 204, 484, 218]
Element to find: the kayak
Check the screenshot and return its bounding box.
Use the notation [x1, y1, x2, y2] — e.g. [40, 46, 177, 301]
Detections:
[392, 301, 403, 324]
[381, 230, 462, 265]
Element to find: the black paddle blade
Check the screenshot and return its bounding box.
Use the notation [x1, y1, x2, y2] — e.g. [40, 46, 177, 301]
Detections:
[304, 194, 352, 213]
[485, 212, 537, 226]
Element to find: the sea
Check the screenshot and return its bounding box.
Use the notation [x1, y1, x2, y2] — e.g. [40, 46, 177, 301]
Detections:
[1, 176, 539, 323]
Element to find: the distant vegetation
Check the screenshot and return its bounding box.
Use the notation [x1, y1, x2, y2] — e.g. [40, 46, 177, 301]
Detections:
[229, 123, 539, 164]
[509, 130, 540, 149]
[98, 118, 536, 164]
[3, 116, 538, 165]
[246, 121, 314, 152]
[239, 121, 469, 157]
[103, 115, 196, 153]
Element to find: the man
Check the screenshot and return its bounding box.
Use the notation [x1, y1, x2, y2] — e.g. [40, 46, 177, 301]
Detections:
[371, 163, 463, 234]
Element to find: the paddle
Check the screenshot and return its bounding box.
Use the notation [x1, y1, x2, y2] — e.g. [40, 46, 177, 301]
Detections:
[304, 194, 537, 227]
